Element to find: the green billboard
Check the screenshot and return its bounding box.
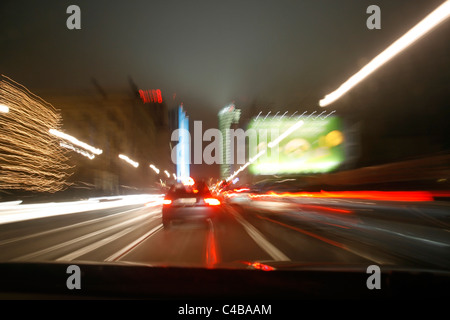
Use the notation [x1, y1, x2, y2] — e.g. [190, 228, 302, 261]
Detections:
[248, 116, 345, 175]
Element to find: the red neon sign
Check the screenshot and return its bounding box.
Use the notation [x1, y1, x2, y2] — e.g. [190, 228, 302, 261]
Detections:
[139, 89, 163, 104]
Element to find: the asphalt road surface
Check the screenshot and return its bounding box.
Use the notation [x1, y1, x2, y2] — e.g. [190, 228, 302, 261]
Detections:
[0, 195, 449, 271]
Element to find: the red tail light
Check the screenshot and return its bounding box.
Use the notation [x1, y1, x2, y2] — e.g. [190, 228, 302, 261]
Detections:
[242, 261, 275, 271]
[204, 198, 221, 206]
[162, 199, 172, 205]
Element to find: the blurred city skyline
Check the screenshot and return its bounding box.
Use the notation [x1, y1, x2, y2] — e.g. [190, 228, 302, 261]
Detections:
[1, 0, 449, 183]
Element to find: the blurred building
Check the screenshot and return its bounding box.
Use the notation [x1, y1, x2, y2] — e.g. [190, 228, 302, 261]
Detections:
[218, 103, 241, 180]
[40, 79, 172, 196]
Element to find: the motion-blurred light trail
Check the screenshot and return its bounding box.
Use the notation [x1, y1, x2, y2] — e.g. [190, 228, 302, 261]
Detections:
[149, 164, 160, 174]
[226, 119, 305, 182]
[59, 141, 95, 159]
[268, 120, 304, 148]
[0, 194, 163, 225]
[319, 0, 450, 107]
[118, 154, 139, 168]
[250, 190, 435, 202]
[226, 149, 266, 182]
[0, 75, 72, 193]
[50, 129, 103, 155]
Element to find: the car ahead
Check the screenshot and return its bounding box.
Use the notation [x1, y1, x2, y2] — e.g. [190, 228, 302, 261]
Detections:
[162, 181, 222, 228]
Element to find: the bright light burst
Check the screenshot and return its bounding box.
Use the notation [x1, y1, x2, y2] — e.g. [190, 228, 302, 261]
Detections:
[0, 75, 73, 192]
[0, 104, 9, 113]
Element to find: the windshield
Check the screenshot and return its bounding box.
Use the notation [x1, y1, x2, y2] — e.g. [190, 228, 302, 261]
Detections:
[0, 0, 449, 301]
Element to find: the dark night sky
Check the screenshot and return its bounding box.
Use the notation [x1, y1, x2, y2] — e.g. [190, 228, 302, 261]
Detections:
[1, 0, 449, 179]
[1, 1, 447, 114]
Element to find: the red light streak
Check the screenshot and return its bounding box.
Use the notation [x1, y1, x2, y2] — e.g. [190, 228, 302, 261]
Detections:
[430, 191, 450, 198]
[205, 221, 219, 268]
[250, 190, 435, 202]
[297, 204, 352, 214]
[241, 261, 275, 271]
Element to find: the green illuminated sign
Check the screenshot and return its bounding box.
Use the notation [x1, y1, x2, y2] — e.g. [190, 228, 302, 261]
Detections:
[248, 116, 345, 174]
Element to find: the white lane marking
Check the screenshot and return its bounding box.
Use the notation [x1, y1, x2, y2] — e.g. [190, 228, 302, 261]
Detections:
[11, 212, 160, 261]
[369, 225, 450, 247]
[56, 226, 136, 261]
[0, 206, 156, 246]
[104, 224, 163, 262]
[229, 208, 290, 261]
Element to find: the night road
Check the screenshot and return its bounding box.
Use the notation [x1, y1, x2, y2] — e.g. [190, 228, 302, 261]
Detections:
[1, 195, 448, 270]
[1, 1, 449, 304]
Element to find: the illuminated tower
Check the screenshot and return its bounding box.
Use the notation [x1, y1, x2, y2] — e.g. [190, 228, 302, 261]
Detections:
[218, 103, 241, 180]
[169, 105, 190, 182]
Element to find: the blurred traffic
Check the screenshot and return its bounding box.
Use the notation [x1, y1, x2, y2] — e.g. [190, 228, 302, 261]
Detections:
[0, 0, 449, 299]
[0, 176, 448, 271]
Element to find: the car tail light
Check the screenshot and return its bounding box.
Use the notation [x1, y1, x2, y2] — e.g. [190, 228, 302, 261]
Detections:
[204, 198, 221, 206]
[162, 199, 172, 205]
[241, 261, 275, 271]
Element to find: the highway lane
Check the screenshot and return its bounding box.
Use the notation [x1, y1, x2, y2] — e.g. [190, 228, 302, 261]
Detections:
[0, 204, 161, 262]
[235, 196, 450, 269]
[0, 196, 449, 271]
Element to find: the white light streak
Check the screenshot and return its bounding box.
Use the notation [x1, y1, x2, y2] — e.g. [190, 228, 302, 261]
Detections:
[119, 154, 139, 168]
[225, 117, 306, 182]
[319, 0, 450, 107]
[268, 120, 304, 148]
[60, 142, 95, 160]
[149, 164, 160, 174]
[0, 194, 163, 225]
[226, 149, 267, 182]
[49, 129, 103, 155]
